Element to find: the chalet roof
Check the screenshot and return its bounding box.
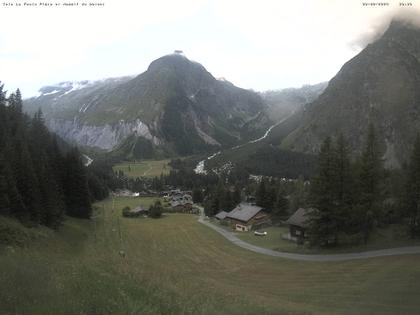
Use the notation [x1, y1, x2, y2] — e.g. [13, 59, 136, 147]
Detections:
[285, 208, 315, 228]
[171, 201, 183, 207]
[215, 211, 228, 220]
[226, 203, 263, 223]
[130, 206, 147, 213]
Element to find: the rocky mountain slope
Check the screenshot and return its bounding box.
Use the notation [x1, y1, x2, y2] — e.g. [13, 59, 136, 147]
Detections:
[24, 53, 271, 157]
[281, 20, 420, 168]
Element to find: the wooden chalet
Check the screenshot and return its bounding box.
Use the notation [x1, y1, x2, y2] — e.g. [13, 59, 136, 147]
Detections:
[285, 208, 315, 241]
[226, 203, 269, 231]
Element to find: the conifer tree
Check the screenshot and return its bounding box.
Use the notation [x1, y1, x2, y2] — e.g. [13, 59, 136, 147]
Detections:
[358, 123, 382, 242]
[274, 189, 289, 217]
[309, 137, 342, 246]
[63, 148, 92, 219]
[359, 123, 382, 210]
[334, 133, 353, 208]
[256, 179, 267, 207]
[404, 134, 420, 237]
[232, 187, 241, 205]
[0, 154, 10, 215]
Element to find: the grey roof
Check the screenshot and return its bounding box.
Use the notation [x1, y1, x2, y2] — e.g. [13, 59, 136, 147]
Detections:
[131, 206, 147, 213]
[226, 203, 263, 222]
[215, 211, 228, 220]
[285, 208, 315, 228]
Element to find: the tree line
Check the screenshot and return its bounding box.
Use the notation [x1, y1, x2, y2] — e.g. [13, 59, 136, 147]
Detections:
[0, 83, 93, 228]
[308, 124, 420, 246]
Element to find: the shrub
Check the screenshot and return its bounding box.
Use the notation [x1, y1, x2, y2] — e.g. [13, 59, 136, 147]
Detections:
[149, 201, 162, 218]
[122, 206, 132, 217]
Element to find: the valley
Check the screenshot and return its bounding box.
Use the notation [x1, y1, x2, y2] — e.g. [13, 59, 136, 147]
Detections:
[2, 197, 420, 315]
[3, 11, 420, 315]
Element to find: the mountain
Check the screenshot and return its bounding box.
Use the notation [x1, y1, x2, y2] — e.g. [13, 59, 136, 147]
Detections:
[261, 82, 327, 121]
[24, 53, 271, 157]
[281, 20, 420, 168]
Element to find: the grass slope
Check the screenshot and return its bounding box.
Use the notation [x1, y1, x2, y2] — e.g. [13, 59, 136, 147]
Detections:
[113, 160, 171, 178]
[1, 197, 420, 314]
[229, 224, 420, 254]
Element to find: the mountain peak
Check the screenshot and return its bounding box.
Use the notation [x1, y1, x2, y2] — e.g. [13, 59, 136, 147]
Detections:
[147, 52, 195, 70]
[384, 18, 420, 35]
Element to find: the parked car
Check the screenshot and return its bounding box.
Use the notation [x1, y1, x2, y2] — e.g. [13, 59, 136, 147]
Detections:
[254, 231, 267, 236]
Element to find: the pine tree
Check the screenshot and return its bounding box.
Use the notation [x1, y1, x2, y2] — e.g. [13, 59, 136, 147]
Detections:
[63, 148, 92, 219]
[256, 179, 267, 207]
[12, 137, 41, 222]
[310, 137, 336, 211]
[359, 124, 382, 210]
[0, 154, 10, 215]
[334, 133, 354, 208]
[149, 200, 162, 218]
[404, 134, 420, 237]
[309, 137, 342, 246]
[358, 123, 383, 243]
[192, 188, 203, 203]
[274, 190, 289, 217]
[232, 187, 241, 205]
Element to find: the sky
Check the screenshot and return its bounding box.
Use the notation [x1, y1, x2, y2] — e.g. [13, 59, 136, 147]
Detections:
[0, 0, 419, 97]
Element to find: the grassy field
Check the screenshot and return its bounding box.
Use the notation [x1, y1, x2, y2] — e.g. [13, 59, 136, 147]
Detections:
[113, 159, 171, 178]
[232, 224, 420, 254]
[1, 197, 420, 314]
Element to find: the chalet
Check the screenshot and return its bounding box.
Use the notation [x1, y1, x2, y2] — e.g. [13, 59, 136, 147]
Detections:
[226, 203, 270, 232]
[285, 208, 315, 241]
[123, 205, 148, 217]
[215, 211, 228, 220]
[170, 199, 193, 212]
[131, 206, 148, 215]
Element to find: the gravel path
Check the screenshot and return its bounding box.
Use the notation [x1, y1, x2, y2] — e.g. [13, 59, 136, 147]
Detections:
[197, 216, 420, 262]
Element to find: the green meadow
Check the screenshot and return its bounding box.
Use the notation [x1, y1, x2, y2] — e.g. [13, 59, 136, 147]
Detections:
[1, 197, 420, 314]
[113, 159, 171, 178]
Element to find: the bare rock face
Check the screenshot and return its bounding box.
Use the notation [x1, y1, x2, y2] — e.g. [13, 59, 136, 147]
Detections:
[47, 118, 159, 150]
[282, 20, 420, 168]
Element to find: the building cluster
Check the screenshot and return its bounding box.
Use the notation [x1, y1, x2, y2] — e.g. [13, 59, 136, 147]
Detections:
[215, 204, 314, 243]
[163, 189, 194, 212]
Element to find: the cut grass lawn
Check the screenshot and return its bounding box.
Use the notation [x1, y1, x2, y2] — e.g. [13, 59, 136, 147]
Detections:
[113, 159, 171, 178]
[233, 224, 420, 254]
[211, 219, 420, 254]
[1, 197, 420, 314]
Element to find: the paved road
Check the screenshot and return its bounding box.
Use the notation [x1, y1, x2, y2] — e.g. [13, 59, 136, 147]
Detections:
[197, 216, 420, 262]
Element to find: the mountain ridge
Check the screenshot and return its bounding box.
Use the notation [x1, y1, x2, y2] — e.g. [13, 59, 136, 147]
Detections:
[280, 19, 420, 168]
[24, 53, 271, 157]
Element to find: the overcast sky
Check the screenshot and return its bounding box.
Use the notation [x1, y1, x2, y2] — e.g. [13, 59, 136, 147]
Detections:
[0, 0, 418, 97]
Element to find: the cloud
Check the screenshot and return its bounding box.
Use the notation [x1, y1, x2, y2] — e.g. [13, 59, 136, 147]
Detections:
[1, 0, 419, 96]
[348, 4, 420, 50]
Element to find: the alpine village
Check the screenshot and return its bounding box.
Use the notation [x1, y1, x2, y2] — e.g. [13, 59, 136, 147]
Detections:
[1, 15, 420, 315]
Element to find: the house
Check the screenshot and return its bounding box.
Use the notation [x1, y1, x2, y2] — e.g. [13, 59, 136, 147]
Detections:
[285, 208, 315, 241]
[170, 199, 193, 212]
[226, 203, 270, 232]
[171, 200, 185, 211]
[215, 211, 228, 220]
[123, 205, 149, 217]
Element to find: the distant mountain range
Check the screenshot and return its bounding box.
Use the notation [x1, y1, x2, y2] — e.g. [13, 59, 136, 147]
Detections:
[203, 19, 420, 175]
[24, 53, 272, 157]
[25, 19, 420, 170]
